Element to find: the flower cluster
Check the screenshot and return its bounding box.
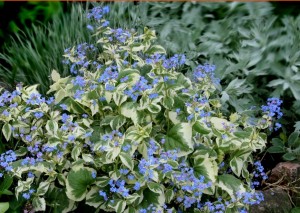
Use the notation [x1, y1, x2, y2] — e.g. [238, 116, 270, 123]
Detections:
[251, 161, 268, 189]
[87, 6, 109, 20]
[0, 150, 17, 176]
[145, 53, 186, 69]
[193, 63, 220, 84]
[261, 97, 283, 131]
[22, 189, 36, 200]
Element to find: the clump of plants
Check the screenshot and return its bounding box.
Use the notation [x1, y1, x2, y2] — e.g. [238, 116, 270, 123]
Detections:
[0, 6, 282, 213]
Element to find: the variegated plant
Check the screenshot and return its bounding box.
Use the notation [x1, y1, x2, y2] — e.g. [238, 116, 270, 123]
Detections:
[0, 6, 281, 213]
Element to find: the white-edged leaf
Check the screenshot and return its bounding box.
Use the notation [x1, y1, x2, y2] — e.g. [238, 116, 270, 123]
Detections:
[2, 123, 12, 141]
[119, 152, 134, 171]
[51, 70, 61, 82]
[163, 123, 193, 157]
[32, 197, 46, 211]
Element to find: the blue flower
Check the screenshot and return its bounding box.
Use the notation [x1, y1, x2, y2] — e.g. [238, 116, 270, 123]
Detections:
[99, 190, 108, 201]
[72, 76, 86, 87]
[22, 193, 31, 200]
[60, 104, 67, 110]
[149, 93, 159, 99]
[87, 24, 94, 31]
[133, 182, 140, 190]
[91, 171, 97, 179]
[34, 112, 44, 119]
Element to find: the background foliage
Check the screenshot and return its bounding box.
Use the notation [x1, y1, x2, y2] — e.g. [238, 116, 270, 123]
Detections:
[0, 2, 300, 211]
[1, 2, 299, 132]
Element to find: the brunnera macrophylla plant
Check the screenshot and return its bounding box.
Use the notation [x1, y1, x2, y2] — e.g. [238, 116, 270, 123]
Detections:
[0, 6, 282, 213]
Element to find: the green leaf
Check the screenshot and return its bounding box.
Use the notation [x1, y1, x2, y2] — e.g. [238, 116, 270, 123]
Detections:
[32, 197, 46, 211]
[110, 115, 127, 130]
[0, 202, 9, 213]
[145, 45, 166, 55]
[0, 175, 13, 193]
[108, 199, 127, 213]
[229, 157, 245, 177]
[45, 185, 75, 213]
[126, 193, 140, 205]
[71, 146, 82, 161]
[45, 120, 58, 135]
[271, 138, 284, 147]
[217, 174, 245, 198]
[163, 123, 193, 157]
[86, 186, 106, 208]
[165, 189, 174, 203]
[229, 150, 251, 177]
[113, 93, 127, 106]
[193, 121, 210, 134]
[139, 188, 164, 209]
[55, 89, 66, 103]
[2, 123, 12, 141]
[37, 181, 50, 196]
[66, 165, 96, 201]
[0, 190, 13, 196]
[210, 117, 229, 130]
[193, 155, 218, 194]
[294, 122, 300, 132]
[147, 182, 164, 194]
[267, 146, 285, 154]
[121, 102, 139, 125]
[147, 103, 161, 114]
[282, 153, 297, 161]
[291, 207, 300, 213]
[162, 96, 174, 109]
[119, 152, 134, 171]
[288, 132, 299, 147]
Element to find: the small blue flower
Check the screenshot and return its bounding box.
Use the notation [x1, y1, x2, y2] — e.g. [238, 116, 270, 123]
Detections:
[91, 171, 97, 179]
[60, 104, 67, 110]
[87, 24, 94, 31]
[149, 93, 159, 99]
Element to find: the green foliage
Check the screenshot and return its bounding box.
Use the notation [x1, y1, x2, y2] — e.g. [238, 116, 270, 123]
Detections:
[105, 2, 300, 129]
[2, 2, 299, 134]
[0, 3, 91, 94]
[0, 2, 62, 46]
[0, 6, 276, 212]
[267, 131, 300, 161]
